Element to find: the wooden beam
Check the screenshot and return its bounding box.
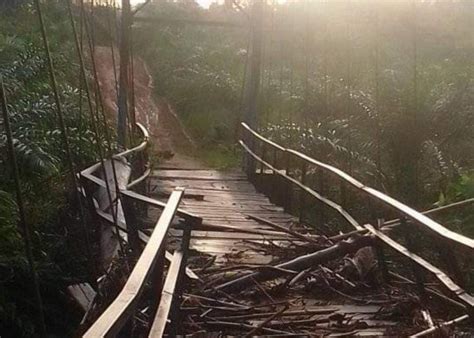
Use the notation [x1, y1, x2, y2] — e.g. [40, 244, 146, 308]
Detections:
[148, 250, 185, 337]
[84, 188, 184, 338]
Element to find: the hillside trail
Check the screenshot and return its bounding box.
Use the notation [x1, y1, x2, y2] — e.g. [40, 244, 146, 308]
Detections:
[93, 46, 205, 170]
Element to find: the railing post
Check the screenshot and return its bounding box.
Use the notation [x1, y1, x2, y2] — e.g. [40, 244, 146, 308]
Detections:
[260, 142, 266, 174]
[284, 151, 293, 213]
[271, 148, 278, 201]
[299, 161, 307, 223]
[246, 132, 256, 180]
[167, 219, 193, 336]
[318, 167, 326, 227]
[439, 245, 465, 288]
[401, 217, 426, 297]
[375, 218, 389, 282]
[121, 193, 140, 255]
[340, 180, 347, 210]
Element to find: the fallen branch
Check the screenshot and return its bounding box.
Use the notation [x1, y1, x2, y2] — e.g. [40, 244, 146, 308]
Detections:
[216, 235, 374, 291]
[246, 214, 320, 244]
[245, 305, 288, 337]
[198, 320, 293, 335]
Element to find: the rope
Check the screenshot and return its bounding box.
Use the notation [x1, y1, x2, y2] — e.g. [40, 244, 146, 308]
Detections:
[34, 0, 96, 284]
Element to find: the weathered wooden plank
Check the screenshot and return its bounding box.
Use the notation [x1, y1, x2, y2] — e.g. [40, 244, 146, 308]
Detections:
[152, 169, 246, 181]
[67, 283, 96, 312]
[84, 189, 184, 338]
[148, 250, 185, 337]
[169, 229, 292, 240]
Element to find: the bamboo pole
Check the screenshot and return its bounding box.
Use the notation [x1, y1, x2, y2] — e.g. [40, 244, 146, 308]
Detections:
[0, 78, 46, 335]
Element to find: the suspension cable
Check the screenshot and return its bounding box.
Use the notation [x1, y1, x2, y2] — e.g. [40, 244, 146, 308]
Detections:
[113, 0, 134, 144]
[345, 0, 354, 174]
[0, 78, 46, 336]
[266, 0, 275, 124]
[374, 2, 382, 187]
[68, 0, 128, 264]
[129, 25, 137, 144]
[323, 0, 329, 118]
[107, 0, 120, 108]
[83, 6, 133, 261]
[34, 0, 96, 283]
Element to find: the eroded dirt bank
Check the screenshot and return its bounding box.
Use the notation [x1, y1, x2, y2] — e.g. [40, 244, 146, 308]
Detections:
[94, 45, 203, 169]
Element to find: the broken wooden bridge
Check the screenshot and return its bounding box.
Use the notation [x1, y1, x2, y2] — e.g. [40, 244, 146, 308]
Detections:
[79, 122, 474, 337]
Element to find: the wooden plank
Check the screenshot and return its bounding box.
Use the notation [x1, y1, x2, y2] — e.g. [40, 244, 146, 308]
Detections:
[152, 180, 256, 193]
[169, 229, 292, 240]
[67, 283, 96, 312]
[84, 189, 184, 338]
[121, 188, 200, 221]
[180, 202, 284, 211]
[136, 231, 199, 280]
[148, 250, 185, 337]
[152, 169, 246, 181]
[364, 224, 474, 308]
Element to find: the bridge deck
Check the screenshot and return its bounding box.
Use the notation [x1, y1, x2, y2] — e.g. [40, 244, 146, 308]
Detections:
[146, 165, 421, 336]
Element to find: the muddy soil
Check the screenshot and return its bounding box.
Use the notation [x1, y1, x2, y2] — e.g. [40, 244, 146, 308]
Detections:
[94, 45, 204, 169]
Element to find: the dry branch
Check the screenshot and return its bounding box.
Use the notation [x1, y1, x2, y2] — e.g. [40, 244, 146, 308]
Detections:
[216, 235, 374, 291]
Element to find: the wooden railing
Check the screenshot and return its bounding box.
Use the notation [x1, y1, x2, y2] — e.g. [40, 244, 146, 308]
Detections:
[80, 123, 202, 337]
[240, 122, 474, 313]
[84, 188, 194, 337]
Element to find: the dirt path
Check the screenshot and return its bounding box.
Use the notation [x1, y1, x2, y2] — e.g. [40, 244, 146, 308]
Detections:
[94, 46, 205, 169]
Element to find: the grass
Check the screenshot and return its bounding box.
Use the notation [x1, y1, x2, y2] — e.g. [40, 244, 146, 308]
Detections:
[198, 145, 241, 170]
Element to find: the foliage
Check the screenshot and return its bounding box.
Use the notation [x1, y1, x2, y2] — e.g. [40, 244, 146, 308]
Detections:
[133, 2, 247, 155]
[136, 1, 474, 235]
[0, 2, 109, 336]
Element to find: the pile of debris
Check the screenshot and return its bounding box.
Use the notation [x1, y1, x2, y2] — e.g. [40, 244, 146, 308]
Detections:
[178, 222, 467, 336]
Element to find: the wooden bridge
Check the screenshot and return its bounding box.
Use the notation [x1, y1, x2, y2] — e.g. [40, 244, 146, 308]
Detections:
[76, 122, 474, 337]
[2, 1, 473, 336]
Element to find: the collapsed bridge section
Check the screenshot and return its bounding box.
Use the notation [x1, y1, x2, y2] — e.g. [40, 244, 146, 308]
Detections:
[80, 123, 474, 337]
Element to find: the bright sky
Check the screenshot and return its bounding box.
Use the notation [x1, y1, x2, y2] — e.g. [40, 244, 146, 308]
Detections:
[131, 0, 218, 9]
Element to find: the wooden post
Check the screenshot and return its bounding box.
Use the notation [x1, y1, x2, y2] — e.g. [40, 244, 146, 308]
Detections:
[121, 194, 140, 255]
[241, 0, 263, 130]
[340, 180, 347, 210]
[168, 223, 192, 336]
[318, 167, 326, 227]
[439, 246, 465, 288]
[401, 217, 425, 297]
[284, 151, 293, 213]
[299, 161, 307, 223]
[271, 148, 278, 200]
[375, 218, 389, 282]
[118, 0, 132, 147]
